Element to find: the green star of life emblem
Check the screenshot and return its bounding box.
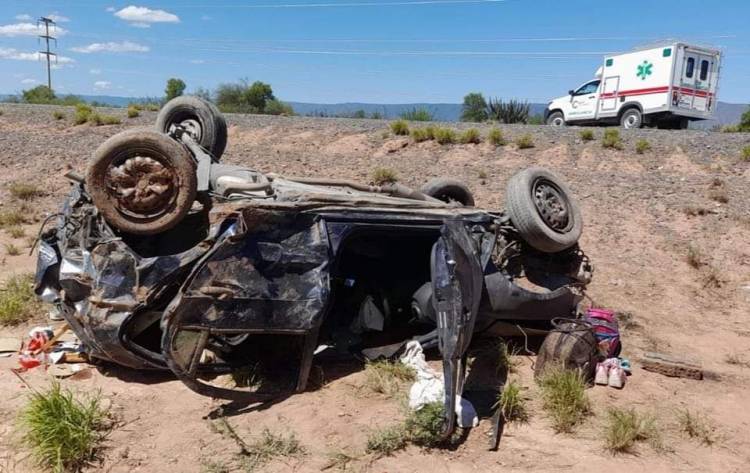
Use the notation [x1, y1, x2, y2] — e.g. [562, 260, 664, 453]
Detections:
[637, 61, 653, 80]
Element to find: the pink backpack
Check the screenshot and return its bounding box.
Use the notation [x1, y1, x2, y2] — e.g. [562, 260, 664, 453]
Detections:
[585, 308, 621, 358]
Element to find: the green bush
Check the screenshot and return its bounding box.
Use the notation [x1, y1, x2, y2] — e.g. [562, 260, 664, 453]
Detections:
[74, 104, 93, 125]
[22, 85, 56, 104]
[90, 113, 121, 126]
[498, 380, 529, 423]
[604, 408, 660, 453]
[216, 80, 277, 114]
[165, 78, 186, 101]
[390, 120, 410, 136]
[400, 107, 433, 122]
[742, 146, 750, 161]
[459, 128, 481, 144]
[434, 127, 456, 145]
[487, 98, 531, 124]
[602, 128, 624, 149]
[410, 127, 432, 143]
[127, 106, 140, 118]
[19, 383, 109, 473]
[461, 92, 488, 122]
[579, 129, 594, 141]
[52, 111, 65, 120]
[635, 139, 651, 154]
[264, 99, 295, 116]
[515, 134, 535, 149]
[487, 127, 506, 146]
[740, 106, 750, 132]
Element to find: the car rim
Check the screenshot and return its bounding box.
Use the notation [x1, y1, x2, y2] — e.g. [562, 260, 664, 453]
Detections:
[107, 154, 178, 219]
[532, 178, 572, 233]
[551, 117, 564, 126]
[624, 114, 638, 128]
[171, 117, 203, 142]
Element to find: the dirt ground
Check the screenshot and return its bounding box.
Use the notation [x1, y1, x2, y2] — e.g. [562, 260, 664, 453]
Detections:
[1, 104, 749, 472]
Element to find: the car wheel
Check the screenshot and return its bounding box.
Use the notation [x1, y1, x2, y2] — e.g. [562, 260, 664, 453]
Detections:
[156, 95, 228, 160]
[620, 108, 642, 129]
[505, 167, 583, 253]
[546, 111, 565, 127]
[86, 129, 197, 235]
[420, 178, 475, 206]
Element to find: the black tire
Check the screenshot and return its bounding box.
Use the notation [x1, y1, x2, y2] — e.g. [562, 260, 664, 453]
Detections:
[546, 111, 565, 127]
[421, 178, 475, 206]
[620, 108, 642, 129]
[505, 167, 582, 253]
[86, 129, 197, 235]
[156, 95, 228, 160]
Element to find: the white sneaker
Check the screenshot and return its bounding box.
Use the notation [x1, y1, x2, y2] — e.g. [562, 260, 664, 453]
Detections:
[608, 365, 626, 389]
[595, 362, 609, 385]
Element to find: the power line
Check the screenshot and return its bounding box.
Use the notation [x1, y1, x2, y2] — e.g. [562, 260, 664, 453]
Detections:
[38, 16, 57, 90]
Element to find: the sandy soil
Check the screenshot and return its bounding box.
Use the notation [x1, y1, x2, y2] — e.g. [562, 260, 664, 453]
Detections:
[0, 103, 749, 472]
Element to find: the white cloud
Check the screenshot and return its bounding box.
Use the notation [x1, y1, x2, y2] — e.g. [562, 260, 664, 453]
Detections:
[47, 13, 71, 23]
[114, 6, 179, 26]
[189, 59, 205, 64]
[94, 81, 112, 90]
[130, 22, 151, 28]
[21, 78, 38, 85]
[71, 41, 150, 54]
[0, 22, 68, 37]
[106, 7, 116, 12]
[90, 68, 102, 75]
[15, 14, 32, 21]
[0, 47, 75, 64]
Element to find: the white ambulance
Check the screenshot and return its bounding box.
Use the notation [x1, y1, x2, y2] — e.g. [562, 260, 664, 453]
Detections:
[544, 42, 722, 129]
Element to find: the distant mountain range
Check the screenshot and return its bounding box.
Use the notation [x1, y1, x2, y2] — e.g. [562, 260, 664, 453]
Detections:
[2, 94, 746, 128]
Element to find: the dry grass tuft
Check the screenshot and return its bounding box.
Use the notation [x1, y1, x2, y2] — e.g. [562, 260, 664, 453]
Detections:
[0, 274, 39, 326]
[371, 167, 398, 185]
[538, 366, 590, 433]
[677, 409, 717, 445]
[603, 408, 661, 453]
[363, 360, 415, 397]
[487, 127, 506, 146]
[8, 182, 43, 200]
[515, 134, 535, 149]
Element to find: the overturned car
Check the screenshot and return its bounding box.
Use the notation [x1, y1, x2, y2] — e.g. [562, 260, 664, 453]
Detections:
[35, 96, 592, 436]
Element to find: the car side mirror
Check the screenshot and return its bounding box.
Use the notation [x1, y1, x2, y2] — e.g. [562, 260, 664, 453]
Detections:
[568, 90, 575, 96]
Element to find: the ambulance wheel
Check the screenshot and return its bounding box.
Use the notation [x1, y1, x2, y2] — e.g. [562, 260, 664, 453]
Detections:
[546, 111, 565, 127]
[620, 108, 643, 129]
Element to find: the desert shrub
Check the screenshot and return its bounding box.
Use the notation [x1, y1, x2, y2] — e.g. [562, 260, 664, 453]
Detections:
[461, 92, 488, 122]
[363, 360, 415, 397]
[487, 98, 530, 124]
[721, 125, 739, 133]
[5, 243, 21, 256]
[410, 127, 432, 143]
[22, 85, 56, 104]
[478, 170, 488, 179]
[677, 409, 717, 445]
[74, 104, 93, 125]
[243, 428, 305, 470]
[604, 408, 660, 453]
[742, 146, 750, 161]
[602, 128, 623, 149]
[52, 111, 65, 120]
[216, 80, 276, 114]
[686, 244, 704, 269]
[434, 127, 456, 145]
[390, 120, 410, 136]
[538, 367, 590, 433]
[89, 113, 121, 126]
[0, 208, 28, 228]
[264, 99, 295, 116]
[740, 106, 750, 132]
[145, 103, 160, 111]
[8, 182, 42, 200]
[7, 226, 25, 238]
[515, 134, 535, 149]
[487, 127, 506, 146]
[127, 106, 140, 118]
[459, 128, 481, 144]
[635, 139, 652, 154]
[366, 402, 444, 456]
[19, 382, 109, 473]
[371, 167, 398, 185]
[579, 129, 594, 141]
[366, 425, 407, 456]
[400, 107, 433, 122]
[498, 380, 528, 423]
[0, 274, 38, 325]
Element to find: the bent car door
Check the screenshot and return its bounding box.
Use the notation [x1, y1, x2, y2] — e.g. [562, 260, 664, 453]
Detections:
[430, 219, 483, 437]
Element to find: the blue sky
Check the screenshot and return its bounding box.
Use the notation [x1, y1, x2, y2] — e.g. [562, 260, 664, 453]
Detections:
[1, 0, 748, 103]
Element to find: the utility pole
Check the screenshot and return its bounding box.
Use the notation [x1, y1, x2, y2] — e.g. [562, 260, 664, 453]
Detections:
[37, 17, 57, 91]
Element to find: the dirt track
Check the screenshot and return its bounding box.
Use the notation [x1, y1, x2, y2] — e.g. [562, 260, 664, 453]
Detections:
[1, 103, 749, 472]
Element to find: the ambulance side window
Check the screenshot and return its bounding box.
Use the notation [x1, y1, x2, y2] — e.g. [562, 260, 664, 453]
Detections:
[699, 60, 709, 81]
[685, 58, 695, 78]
